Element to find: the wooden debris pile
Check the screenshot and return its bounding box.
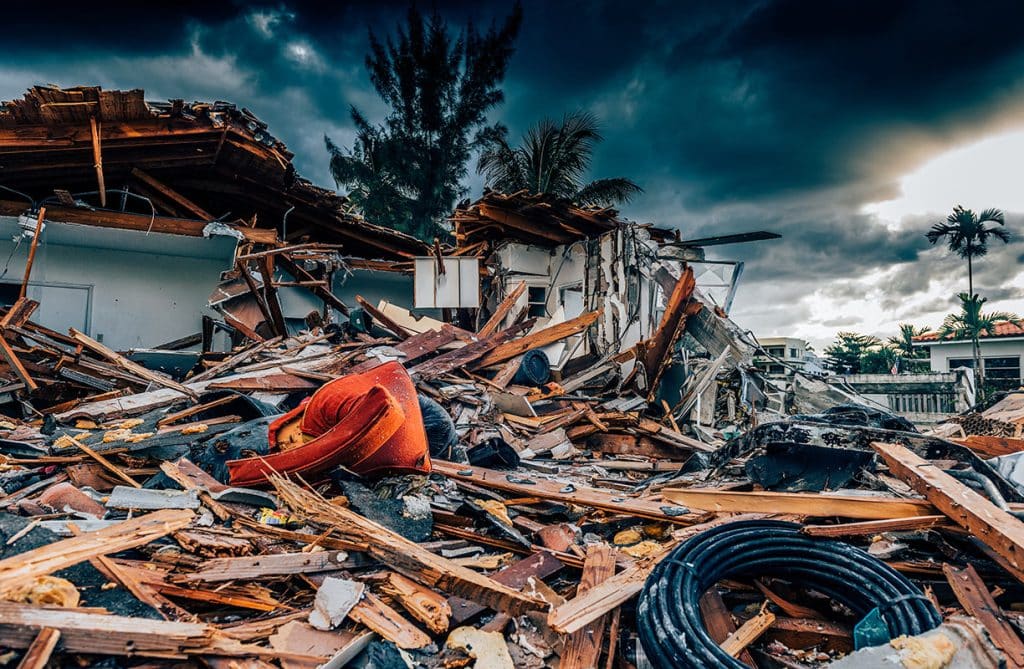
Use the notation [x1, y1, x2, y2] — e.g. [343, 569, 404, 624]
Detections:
[0, 282, 1021, 667]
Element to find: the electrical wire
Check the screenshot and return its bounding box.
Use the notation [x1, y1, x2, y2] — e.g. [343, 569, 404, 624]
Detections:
[637, 519, 941, 669]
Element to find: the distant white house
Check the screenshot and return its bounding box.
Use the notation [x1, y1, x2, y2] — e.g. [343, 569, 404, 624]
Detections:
[754, 336, 825, 378]
[913, 322, 1024, 391]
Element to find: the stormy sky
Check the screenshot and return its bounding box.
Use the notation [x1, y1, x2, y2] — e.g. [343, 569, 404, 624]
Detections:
[4, 0, 1024, 349]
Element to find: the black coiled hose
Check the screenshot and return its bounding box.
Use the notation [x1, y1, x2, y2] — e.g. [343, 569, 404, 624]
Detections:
[637, 520, 941, 668]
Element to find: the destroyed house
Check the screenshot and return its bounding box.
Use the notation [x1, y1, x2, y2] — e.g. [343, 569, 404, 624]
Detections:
[450, 191, 746, 381]
[0, 86, 428, 350]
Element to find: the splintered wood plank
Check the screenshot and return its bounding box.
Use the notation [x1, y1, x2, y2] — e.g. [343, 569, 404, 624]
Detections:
[472, 310, 600, 368]
[68, 436, 140, 488]
[722, 609, 775, 657]
[954, 435, 1024, 458]
[15, 627, 60, 669]
[341, 325, 459, 375]
[549, 548, 671, 634]
[448, 552, 565, 624]
[660, 488, 935, 520]
[410, 321, 530, 380]
[643, 266, 696, 393]
[478, 280, 527, 336]
[700, 590, 758, 667]
[69, 328, 198, 399]
[0, 602, 318, 660]
[434, 461, 702, 524]
[560, 544, 617, 669]
[943, 563, 1024, 668]
[347, 591, 433, 649]
[0, 509, 193, 595]
[179, 550, 353, 582]
[0, 335, 37, 391]
[379, 571, 452, 634]
[208, 373, 316, 391]
[256, 256, 287, 337]
[272, 476, 547, 617]
[0, 297, 39, 330]
[355, 295, 413, 339]
[802, 515, 950, 538]
[874, 441, 1024, 582]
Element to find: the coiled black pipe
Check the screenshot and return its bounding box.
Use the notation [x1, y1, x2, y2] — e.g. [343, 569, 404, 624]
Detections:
[637, 520, 941, 668]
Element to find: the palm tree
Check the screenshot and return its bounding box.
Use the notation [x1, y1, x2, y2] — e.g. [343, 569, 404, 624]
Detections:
[926, 205, 1010, 392]
[939, 293, 1021, 390]
[926, 205, 1010, 297]
[476, 111, 643, 207]
[887, 323, 930, 372]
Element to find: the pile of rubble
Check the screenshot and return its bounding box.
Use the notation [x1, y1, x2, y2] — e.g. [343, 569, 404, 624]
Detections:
[1, 84, 1023, 669]
[0, 283, 1023, 668]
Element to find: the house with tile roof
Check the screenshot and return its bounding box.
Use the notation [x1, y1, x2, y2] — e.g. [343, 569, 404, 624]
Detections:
[913, 322, 1024, 391]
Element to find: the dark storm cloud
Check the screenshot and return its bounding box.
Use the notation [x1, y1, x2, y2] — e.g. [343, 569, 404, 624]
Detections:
[3, 1, 1024, 342]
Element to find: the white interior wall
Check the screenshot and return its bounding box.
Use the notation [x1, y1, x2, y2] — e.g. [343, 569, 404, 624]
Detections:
[0, 217, 236, 350]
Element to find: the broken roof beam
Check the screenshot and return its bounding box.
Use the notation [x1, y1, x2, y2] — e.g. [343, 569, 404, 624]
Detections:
[475, 203, 577, 244]
[69, 328, 199, 400]
[130, 168, 213, 220]
[0, 201, 276, 244]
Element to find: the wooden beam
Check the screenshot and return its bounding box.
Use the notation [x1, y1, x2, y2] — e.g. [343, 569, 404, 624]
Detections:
[943, 563, 1024, 668]
[560, 544, 617, 669]
[722, 609, 775, 657]
[1, 298, 40, 330]
[90, 117, 106, 207]
[549, 546, 673, 634]
[15, 627, 60, 669]
[0, 336, 37, 392]
[472, 310, 600, 368]
[256, 256, 288, 337]
[69, 328, 198, 400]
[410, 320, 531, 380]
[0, 602, 317, 660]
[660, 488, 935, 521]
[475, 203, 576, 244]
[130, 168, 212, 220]
[0, 509, 193, 594]
[447, 552, 564, 624]
[874, 441, 1024, 582]
[19, 208, 45, 301]
[277, 254, 350, 316]
[434, 461, 702, 524]
[355, 295, 413, 340]
[0, 200, 276, 243]
[643, 266, 696, 393]
[68, 436, 140, 488]
[700, 590, 758, 667]
[479, 281, 527, 336]
[272, 476, 547, 617]
[802, 516, 950, 538]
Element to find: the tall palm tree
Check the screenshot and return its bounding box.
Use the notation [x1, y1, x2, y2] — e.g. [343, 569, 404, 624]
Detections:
[939, 293, 1021, 390]
[926, 205, 1010, 392]
[926, 205, 1010, 297]
[476, 111, 642, 207]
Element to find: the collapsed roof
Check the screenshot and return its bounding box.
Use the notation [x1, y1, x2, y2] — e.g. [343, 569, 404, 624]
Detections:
[0, 85, 428, 259]
[451, 189, 678, 250]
